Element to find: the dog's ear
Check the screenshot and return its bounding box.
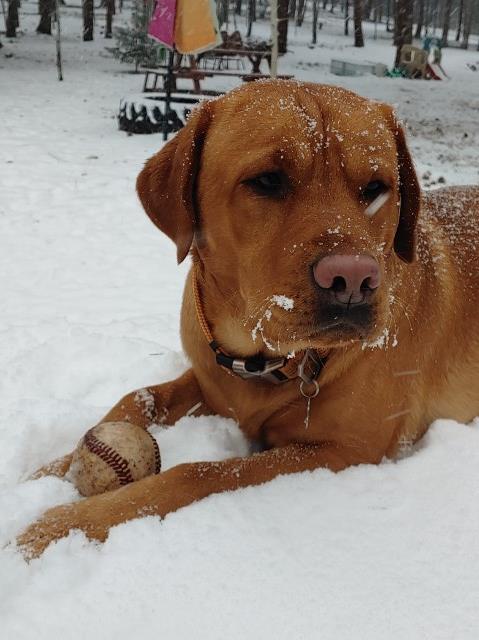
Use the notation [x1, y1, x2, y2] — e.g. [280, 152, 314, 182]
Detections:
[136, 103, 211, 264]
[381, 105, 421, 263]
[394, 119, 421, 263]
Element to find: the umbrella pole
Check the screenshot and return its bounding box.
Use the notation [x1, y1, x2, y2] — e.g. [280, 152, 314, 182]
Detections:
[270, 0, 278, 78]
[163, 48, 175, 142]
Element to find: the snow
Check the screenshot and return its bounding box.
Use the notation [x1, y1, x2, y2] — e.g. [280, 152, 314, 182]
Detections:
[1, 4, 479, 639]
[271, 294, 295, 310]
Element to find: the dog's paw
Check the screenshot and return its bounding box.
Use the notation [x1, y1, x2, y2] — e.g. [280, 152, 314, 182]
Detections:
[16, 501, 106, 560]
[28, 453, 74, 480]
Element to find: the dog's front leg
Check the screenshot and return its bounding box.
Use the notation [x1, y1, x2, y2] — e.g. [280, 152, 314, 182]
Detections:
[18, 442, 359, 558]
[30, 369, 208, 479]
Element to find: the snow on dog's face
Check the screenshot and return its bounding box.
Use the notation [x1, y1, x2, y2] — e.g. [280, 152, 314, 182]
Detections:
[137, 81, 420, 355]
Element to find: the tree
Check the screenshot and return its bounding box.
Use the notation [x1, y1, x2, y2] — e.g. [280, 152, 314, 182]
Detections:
[296, 0, 306, 25]
[278, 0, 289, 53]
[394, 0, 413, 66]
[386, 0, 393, 31]
[312, 0, 320, 43]
[461, 0, 475, 48]
[108, 0, 163, 71]
[217, 0, 229, 26]
[345, 0, 350, 35]
[6, 0, 20, 37]
[441, 0, 453, 46]
[83, 0, 94, 40]
[37, 0, 55, 34]
[456, 0, 464, 40]
[414, 0, 424, 38]
[246, 0, 256, 37]
[353, 0, 364, 46]
[105, 0, 115, 38]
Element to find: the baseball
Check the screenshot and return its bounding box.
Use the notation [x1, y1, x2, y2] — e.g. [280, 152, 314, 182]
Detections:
[69, 421, 161, 497]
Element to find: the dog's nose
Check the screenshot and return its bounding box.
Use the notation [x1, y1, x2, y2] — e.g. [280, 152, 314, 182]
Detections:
[313, 254, 381, 305]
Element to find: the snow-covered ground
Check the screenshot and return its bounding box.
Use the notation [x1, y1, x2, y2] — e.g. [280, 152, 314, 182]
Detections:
[1, 5, 479, 639]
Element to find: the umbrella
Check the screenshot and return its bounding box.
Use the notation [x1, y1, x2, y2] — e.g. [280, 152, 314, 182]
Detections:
[148, 0, 221, 139]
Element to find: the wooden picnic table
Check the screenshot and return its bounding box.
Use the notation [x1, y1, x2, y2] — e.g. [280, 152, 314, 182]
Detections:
[143, 55, 292, 96]
[198, 47, 272, 74]
[143, 67, 292, 94]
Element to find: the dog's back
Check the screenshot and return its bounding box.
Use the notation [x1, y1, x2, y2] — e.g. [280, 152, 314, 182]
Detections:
[418, 186, 479, 424]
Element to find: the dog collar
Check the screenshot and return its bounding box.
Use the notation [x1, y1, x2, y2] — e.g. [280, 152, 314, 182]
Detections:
[192, 269, 326, 388]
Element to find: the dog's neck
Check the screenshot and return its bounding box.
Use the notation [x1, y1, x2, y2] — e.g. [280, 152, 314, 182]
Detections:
[191, 267, 326, 388]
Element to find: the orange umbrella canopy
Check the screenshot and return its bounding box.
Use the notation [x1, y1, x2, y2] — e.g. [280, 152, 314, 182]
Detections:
[175, 0, 221, 54]
[149, 0, 221, 54]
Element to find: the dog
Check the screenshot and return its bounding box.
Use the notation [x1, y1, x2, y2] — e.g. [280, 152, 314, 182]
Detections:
[17, 81, 479, 558]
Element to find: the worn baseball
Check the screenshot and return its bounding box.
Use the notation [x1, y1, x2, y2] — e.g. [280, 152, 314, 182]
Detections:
[69, 421, 161, 497]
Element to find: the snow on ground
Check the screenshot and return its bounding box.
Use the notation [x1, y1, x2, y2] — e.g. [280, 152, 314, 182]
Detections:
[1, 5, 479, 639]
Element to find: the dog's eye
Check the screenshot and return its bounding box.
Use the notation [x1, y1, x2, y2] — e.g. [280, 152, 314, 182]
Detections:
[362, 180, 387, 200]
[244, 172, 285, 197]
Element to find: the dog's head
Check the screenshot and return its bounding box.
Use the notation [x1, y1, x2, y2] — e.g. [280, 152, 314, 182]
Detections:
[137, 81, 420, 356]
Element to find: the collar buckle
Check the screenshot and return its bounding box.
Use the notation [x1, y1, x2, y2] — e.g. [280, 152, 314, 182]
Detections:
[231, 356, 286, 382]
[215, 348, 287, 384]
[297, 350, 324, 386]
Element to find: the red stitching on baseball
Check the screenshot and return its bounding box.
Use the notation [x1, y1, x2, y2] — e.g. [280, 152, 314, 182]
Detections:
[84, 429, 134, 486]
[145, 430, 162, 474]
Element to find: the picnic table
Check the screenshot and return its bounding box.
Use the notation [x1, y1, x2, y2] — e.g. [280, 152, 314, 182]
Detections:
[198, 47, 272, 73]
[142, 52, 292, 96]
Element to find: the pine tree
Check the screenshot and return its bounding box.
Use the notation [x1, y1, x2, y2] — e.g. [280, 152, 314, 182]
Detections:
[108, 0, 164, 72]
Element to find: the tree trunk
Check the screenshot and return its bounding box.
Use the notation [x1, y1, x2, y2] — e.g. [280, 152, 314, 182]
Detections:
[246, 0, 255, 37]
[441, 0, 452, 46]
[461, 0, 474, 48]
[394, 0, 414, 66]
[37, 0, 55, 34]
[345, 0, 350, 34]
[83, 0, 94, 40]
[353, 0, 364, 46]
[456, 0, 464, 40]
[289, 0, 296, 18]
[6, 0, 20, 37]
[217, 0, 229, 26]
[312, 0, 320, 42]
[55, 0, 63, 80]
[278, 0, 289, 54]
[296, 0, 305, 25]
[386, 0, 393, 30]
[105, 0, 115, 37]
[414, 0, 424, 38]
[235, 0, 242, 14]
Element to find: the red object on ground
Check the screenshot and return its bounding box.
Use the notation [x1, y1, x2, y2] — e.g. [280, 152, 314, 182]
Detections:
[426, 63, 443, 80]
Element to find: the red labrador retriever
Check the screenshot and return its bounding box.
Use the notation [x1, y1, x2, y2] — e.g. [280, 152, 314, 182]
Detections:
[18, 81, 479, 557]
